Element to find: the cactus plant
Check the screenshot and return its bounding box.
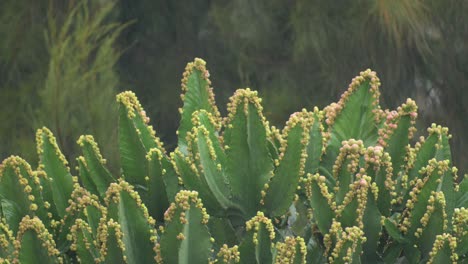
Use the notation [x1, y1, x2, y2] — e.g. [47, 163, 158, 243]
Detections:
[0, 58, 466, 263]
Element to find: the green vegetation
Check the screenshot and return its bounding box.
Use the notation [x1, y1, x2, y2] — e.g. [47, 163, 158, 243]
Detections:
[0, 59, 466, 263]
[1, 0, 467, 174]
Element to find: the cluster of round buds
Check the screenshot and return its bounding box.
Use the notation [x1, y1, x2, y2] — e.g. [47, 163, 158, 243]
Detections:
[0, 221, 14, 254]
[193, 126, 218, 163]
[324, 103, 342, 126]
[215, 244, 240, 263]
[328, 225, 366, 263]
[401, 159, 450, 234]
[364, 146, 384, 165]
[452, 208, 468, 238]
[312, 107, 328, 154]
[116, 91, 165, 149]
[364, 146, 394, 192]
[325, 69, 381, 128]
[378, 110, 398, 147]
[333, 139, 364, 181]
[378, 99, 418, 147]
[224, 88, 269, 132]
[77, 135, 107, 164]
[427, 234, 458, 264]
[116, 91, 145, 120]
[335, 174, 372, 229]
[274, 236, 307, 264]
[278, 109, 313, 174]
[269, 126, 284, 148]
[415, 191, 447, 238]
[305, 174, 334, 207]
[98, 219, 125, 262]
[36, 127, 70, 171]
[14, 216, 62, 263]
[169, 148, 191, 185]
[0, 156, 42, 213]
[104, 179, 155, 226]
[245, 212, 275, 244]
[165, 190, 209, 225]
[117, 91, 164, 149]
[191, 110, 222, 132]
[324, 220, 342, 255]
[180, 58, 221, 120]
[69, 219, 94, 254]
[65, 186, 102, 222]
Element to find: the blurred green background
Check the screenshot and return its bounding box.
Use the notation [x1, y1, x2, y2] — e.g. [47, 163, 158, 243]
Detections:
[1, 0, 467, 174]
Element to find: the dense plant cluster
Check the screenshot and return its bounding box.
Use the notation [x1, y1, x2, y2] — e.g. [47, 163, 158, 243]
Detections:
[0, 59, 466, 263]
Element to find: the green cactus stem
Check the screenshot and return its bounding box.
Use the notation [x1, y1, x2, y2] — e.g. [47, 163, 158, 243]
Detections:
[178, 58, 221, 153]
[36, 127, 75, 220]
[274, 236, 307, 264]
[157, 190, 213, 264]
[76, 135, 115, 199]
[223, 88, 274, 218]
[14, 216, 62, 264]
[0, 156, 48, 234]
[103, 180, 157, 263]
[238, 212, 275, 264]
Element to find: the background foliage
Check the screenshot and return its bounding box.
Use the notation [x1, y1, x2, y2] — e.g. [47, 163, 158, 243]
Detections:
[0, 0, 466, 174]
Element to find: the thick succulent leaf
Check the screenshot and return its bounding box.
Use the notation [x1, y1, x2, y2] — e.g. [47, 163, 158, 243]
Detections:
[160, 157, 180, 202]
[326, 225, 365, 264]
[427, 234, 458, 264]
[322, 70, 382, 175]
[361, 192, 382, 263]
[158, 190, 212, 264]
[268, 126, 281, 161]
[116, 91, 152, 188]
[146, 148, 171, 222]
[453, 208, 468, 257]
[406, 125, 452, 185]
[224, 89, 274, 217]
[208, 217, 238, 250]
[306, 174, 334, 234]
[214, 245, 241, 264]
[274, 236, 307, 264]
[62, 186, 103, 238]
[401, 159, 450, 242]
[70, 219, 99, 263]
[15, 216, 61, 264]
[264, 110, 313, 216]
[304, 108, 325, 175]
[188, 125, 233, 211]
[105, 180, 156, 263]
[332, 139, 364, 203]
[0, 221, 15, 260]
[0, 157, 47, 234]
[457, 175, 468, 208]
[416, 192, 446, 259]
[172, 149, 225, 215]
[77, 135, 115, 199]
[36, 127, 74, 218]
[192, 110, 226, 165]
[384, 219, 406, 244]
[76, 157, 99, 198]
[57, 187, 104, 252]
[99, 220, 126, 264]
[402, 243, 421, 264]
[177, 58, 221, 153]
[238, 212, 274, 264]
[379, 99, 417, 176]
[365, 147, 394, 216]
[382, 243, 403, 263]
